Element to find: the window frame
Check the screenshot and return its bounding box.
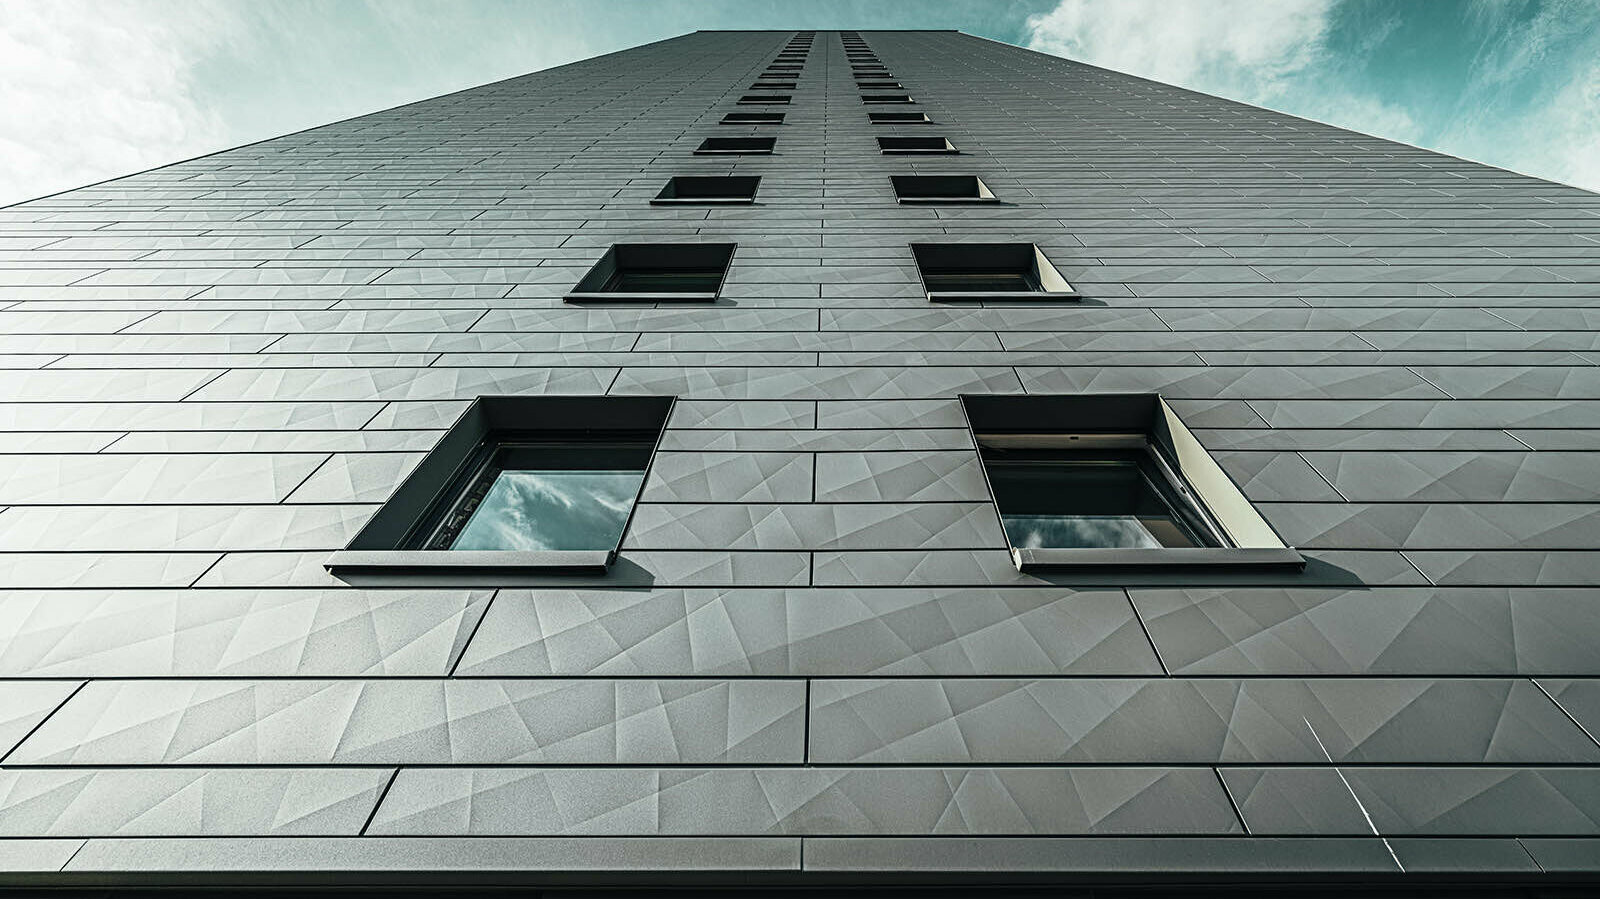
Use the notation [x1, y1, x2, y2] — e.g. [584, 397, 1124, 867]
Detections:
[869, 111, 931, 125]
[720, 112, 785, 125]
[325, 395, 674, 575]
[878, 136, 955, 155]
[565, 242, 737, 303]
[910, 242, 1078, 300]
[652, 176, 761, 205]
[695, 136, 776, 155]
[891, 175, 998, 205]
[960, 393, 1304, 570]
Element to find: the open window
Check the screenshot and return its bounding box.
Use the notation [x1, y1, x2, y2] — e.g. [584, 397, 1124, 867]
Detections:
[962, 394, 1303, 571]
[856, 80, 903, 91]
[911, 242, 1076, 300]
[652, 176, 760, 205]
[878, 136, 954, 154]
[753, 81, 797, 91]
[566, 243, 736, 303]
[862, 93, 914, 104]
[695, 136, 775, 155]
[326, 395, 673, 575]
[720, 112, 784, 125]
[738, 94, 791, 105]
[892, 175, 998, 204]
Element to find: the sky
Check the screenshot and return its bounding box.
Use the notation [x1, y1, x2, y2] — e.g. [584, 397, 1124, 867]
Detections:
[1, 0, 1597, 207]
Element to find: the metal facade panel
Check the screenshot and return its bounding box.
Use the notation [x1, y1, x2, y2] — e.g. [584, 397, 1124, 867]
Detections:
[1, 28, 1599, 883]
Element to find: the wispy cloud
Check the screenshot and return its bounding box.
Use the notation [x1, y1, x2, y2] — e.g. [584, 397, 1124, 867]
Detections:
[0, 0, 235, 205]
[1023, 0, 1420, 143]
[1022, 0, 1600, 193]
[1024, 0, 1337, 101]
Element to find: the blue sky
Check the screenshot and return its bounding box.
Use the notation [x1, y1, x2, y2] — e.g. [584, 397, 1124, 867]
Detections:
[1, 0, 1597, 206]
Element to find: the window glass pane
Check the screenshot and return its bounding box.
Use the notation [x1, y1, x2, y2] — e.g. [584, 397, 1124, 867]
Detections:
[985, 451, 1215, 549]
[450, 470, 645, 551]
[418, 438, 653, 552]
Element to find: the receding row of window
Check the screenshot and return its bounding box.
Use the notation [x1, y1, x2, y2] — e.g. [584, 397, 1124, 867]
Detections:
[326, 393, 1303, 575]
[561, 241, 1075, 302]
[694, 135, 951, 154]
[651, 174, 993, 204]
[718, 112, 931, 125]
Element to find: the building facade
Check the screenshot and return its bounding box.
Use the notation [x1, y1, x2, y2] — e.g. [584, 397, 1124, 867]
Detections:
[2, 28, 1600, 888]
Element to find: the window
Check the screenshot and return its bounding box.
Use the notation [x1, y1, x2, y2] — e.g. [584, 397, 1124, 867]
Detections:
[863, 93, 915, 105]
[566, 243, 736, 303]
[652, 176, 760, 205]
[753, 81, 797, 91]
[695, 136, 776, 154]
[892, 175, 998, 204]
[766, 64, 803, 71]
[910, 242, 1076, 299]
[856, 80, 903, 90]
[720, 112, 784, 125]
[869, 111, 930, 124]
[738, 94, 791, 105]
[326, 395, 673, 574]
[878, 136, 955, 154]
[961, 394, 1304, 570]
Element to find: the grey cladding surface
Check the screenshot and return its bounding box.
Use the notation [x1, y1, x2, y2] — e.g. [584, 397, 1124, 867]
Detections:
[1, 27, 1599, 883]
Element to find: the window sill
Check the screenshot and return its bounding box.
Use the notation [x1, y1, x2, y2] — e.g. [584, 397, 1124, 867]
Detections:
[897, 196, 999, 205]
[650, 197, 756, 205]
[564, 292, 719, 303]
[325, 549, 614, 574]
[927, 290, 1080, 301]
[1012, 546, 1305, 571]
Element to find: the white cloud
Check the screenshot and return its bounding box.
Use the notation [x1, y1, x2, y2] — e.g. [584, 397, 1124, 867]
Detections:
[0, 1, 237, 206]
[1024, 0, 1336, 102]
[1022, 0, 1600, 193]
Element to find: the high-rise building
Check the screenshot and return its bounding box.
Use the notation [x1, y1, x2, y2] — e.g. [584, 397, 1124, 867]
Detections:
[1, 28, 1599, 890]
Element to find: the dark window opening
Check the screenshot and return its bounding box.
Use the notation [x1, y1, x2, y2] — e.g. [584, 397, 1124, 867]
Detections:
[869, 111, 930, 124]
[739, 94, 791, 104]
[856, 81, 903, 90]
[892, 175, 998, 204]
[753, 81, 797, 91]
[863, 93, 915, 104]
[567, 243, 736, 303]
[910, 242, 1077, 299]
[653, 175, 761, 205]
[326, 395, 674, 574]
[720, 112, 784, 125]
[878, 136, 954, 154]
[695, 136, 776, 154]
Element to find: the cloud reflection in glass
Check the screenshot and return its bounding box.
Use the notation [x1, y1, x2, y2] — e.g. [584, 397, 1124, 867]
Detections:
[450, 469, 645, 551]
